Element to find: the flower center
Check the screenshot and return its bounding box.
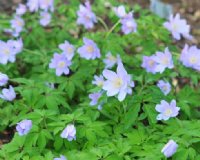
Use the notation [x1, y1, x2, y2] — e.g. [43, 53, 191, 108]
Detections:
[189, 56, 197, 64]
[67, 47, 73, 54]
[162, 85, 168, 92]
[148, 60, 155, 67]
[114, 78, 123, 88]
[108, 55, 116, 62]
[97, 81, 103, 87]
[86, 45, 94, 53]
[165, 109, 172, 116]
[162, 57, 169, 65]
[58, 61, 65, 68]
[172, 23, 178, 31]
[17, 20, 23, 26]
[3, 48, 10, 55]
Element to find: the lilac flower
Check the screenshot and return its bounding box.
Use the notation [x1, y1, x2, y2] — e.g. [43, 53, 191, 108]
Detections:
[157, 80, 171, 95]
[27, 0, 39, 12]
[39, 0, 54, 12]
[59, 41, 75, 60]
[7, 38, 23, 54]
[113, 5, 126, 18]
[0, 85, 16, 101]
[77, 38, 101, 60]
[77, 1, 97, 29]
[121, 12, 137, 34]
[103, 52, 121, 68]
[16, 4, 27, 15]
[156, 100, 180, 121]
[162, 140, 178, 158]
[92, 75, 104, 87]
[102, 61, 135, 101]
[180, 44, 200, 71]
[10, 16, 25, 35]
[61, 124, 76, 141]
[54, 155, 67, 160]
[141, 55, 158, 74]
[39, 11, 51, 26]
[89, 92, 102, 106]
[16, 119, 32, 136]
[49, 53, 71, 76]
[0, 40, 16, 64]
[163, 13, 192, 40]
[153, 48, 174, 73]
[0, 73, 9, 86]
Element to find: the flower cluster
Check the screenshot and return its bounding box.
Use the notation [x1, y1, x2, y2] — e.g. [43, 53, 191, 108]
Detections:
[157, 80, 171, 95]
[180, 44, 200, 71]
[155, 100, 180, 121]
[77, 1, 97, 29]
[163, 13, 192, 40]
[49, 38, 101, 76]
[16, 119, 32, 136]
[27, 0, 54, 12]
[103, 52, 121, 69]
[61, 124, 76, 141]
[0, 39, 23, 65]
[114, 5, 137, 34]
[77, 38, 101, 60]
[142, 47, 174, 74]
[162, 140, 178, 158]
[0, 85, 16, 102]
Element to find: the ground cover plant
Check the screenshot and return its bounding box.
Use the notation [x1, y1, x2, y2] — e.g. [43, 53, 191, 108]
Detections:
[0, 0, 200, 160]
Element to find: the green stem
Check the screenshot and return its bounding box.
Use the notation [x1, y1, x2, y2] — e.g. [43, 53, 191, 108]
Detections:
[97, 16, 108, 31]
[105, 20, 121, 38]
[172, 52, 180, 57]
[23, 48, 41, 55]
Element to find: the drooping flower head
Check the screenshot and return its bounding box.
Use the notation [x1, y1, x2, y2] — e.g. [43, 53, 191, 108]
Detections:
[77, 38, 101, 60]
[39, 11, 51, 26]
[59, 41, 75, 60]
[54, 155, 67, 160]
[27, 0, 39, 12]
[10, 16, 25, 36]
[103, 52, 121, 69]
[155, 100, 180, 121]
[0, 85, 16, 101]
[89, 92, 102, 106]
[0, 73, 9, 86]
[113, 5, 126, 18]
[161, 140, 178, 158]
[153, 47, 174, 73]
[163, 13, 192, 40]
[121, 12, 137, 34]
[141, 55, 158, 74]
[77, 1, 97, 29]
[61, 124, 76, 141]
[16, 4, 27, 15]
[102, 61, 134, 101]
[49, 53, 72, 76]
[92, 75, 104, 87]
[39, 0, 54, 12]
[16, 119, 32, 136]
[157, 80, 171, 95]
[180, 44, 200, 71]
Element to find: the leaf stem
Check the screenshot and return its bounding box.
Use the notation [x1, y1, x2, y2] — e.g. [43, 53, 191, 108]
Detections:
[105, 20, 121, 38]
[97, 16, 108, 31]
